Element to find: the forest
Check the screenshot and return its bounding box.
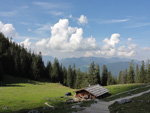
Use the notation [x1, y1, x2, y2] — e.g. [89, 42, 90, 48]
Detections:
[0, 32, 150, 89]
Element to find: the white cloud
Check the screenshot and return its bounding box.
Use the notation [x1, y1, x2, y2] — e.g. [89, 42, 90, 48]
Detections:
[84, 51, 93, 57]
[78, 15, 88, 25]
[36, 38, 48, 46]
[96, 33, 120, 56]
[48, 11, 64, 16]
[142, 47, 150, 51]
[99, 19, 129, 24]
[20, 38, 31, 48]
[117, 43, 137, 57]
[28, 28, 31, 32]
[47, 19, 96, 52]
[0, 21, 18, 38]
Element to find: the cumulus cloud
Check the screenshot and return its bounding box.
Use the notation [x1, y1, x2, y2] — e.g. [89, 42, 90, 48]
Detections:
[47, 19, 96, 52]
[20, 38, 31, 48]
[78, 15, 88, 25]
[96, 33, 120, 56]
[117, 42, 137, 57]
[0, 21, 18, 38]
[142, 47, 150, 51]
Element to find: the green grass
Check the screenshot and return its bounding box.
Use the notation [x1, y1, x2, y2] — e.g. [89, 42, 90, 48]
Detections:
[109, 92, 150, 113]
[0, 75, 75, 113]
[105, 83, 146, 95]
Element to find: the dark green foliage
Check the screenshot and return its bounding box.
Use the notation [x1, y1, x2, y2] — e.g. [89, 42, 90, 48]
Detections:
[75, 68, 82, 89]
[135, 63, 140, 83]
[95, 64, 101, 84]
[146, 60, 150, 83]
[102, 65, 108, 86]
[67, 65, 73, 87]
[139, 60, 145, 83]
[127, 60, 135, 83]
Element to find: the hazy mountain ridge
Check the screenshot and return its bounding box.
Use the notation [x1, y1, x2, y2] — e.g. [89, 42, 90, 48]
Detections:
[42, 56, 137, 76]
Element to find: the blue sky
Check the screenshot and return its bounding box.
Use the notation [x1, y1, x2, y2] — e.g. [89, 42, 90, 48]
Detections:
[0, 0, 150, 60]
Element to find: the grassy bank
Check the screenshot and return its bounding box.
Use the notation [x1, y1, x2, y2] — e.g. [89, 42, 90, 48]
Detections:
[0, 75, 75, 113]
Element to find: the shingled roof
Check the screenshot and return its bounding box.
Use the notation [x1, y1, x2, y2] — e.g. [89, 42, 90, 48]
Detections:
[75, 84, 109, 97]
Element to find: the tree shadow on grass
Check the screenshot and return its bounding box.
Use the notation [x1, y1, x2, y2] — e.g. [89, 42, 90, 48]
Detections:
[0, 75, 46, 87]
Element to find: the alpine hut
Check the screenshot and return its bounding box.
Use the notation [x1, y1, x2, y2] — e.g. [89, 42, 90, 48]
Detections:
[74, 84, 109, 99]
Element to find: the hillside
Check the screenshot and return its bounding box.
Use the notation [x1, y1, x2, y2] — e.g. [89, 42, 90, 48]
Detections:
[0, 75, 74, 113]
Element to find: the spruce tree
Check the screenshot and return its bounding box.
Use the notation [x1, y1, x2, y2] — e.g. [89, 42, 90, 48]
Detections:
[135, 64, 140, 83]
[67, 65, 73, 87]
[146, 60, 150, 83]
[102, 65, 108, 86]
[107, 71, 113, 85]
[88, 61, 95, 85]
[139, 60, 145, 83]
[95, 64, 101, 84]
[127, 60, 135, 83]
[75, 68, 82, 89]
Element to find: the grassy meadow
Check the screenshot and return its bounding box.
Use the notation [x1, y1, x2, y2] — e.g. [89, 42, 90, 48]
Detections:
[0, 75, 75, 113]
[0, 75, 149, 113]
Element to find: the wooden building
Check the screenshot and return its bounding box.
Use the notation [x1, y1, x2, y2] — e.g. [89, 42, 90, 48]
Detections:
[74, 84, 109, 99]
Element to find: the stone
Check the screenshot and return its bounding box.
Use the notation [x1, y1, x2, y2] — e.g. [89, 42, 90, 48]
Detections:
[3, 106, 8, 110]
[28, 110, 39, 113]
[71, 105, 80, 109]
[118, 99, 131, 104]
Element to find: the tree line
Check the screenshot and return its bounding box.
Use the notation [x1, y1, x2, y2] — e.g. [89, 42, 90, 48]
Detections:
[118, 60, 150, 84]
[0, 33, 118, 88]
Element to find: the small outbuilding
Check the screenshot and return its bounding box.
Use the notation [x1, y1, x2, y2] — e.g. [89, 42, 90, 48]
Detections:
[74, 84, 109, 99]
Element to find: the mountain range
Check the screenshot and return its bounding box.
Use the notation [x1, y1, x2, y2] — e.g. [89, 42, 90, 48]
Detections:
[42, 56, 136, 77]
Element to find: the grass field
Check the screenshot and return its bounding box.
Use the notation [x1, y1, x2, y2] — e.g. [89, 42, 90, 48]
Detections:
[0, 75, 75, 113]
[0, 75, 148, 113]
[105, 83, 147, 95]
[109, 92, 150, 113]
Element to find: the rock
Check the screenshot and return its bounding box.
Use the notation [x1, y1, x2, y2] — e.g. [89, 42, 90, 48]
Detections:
[71, 105, 80, 109]
[3, 106, 8, 110]
[118, 99, 131, 104]
[65, 92, 72, 96]
[28, 110, 39, 113]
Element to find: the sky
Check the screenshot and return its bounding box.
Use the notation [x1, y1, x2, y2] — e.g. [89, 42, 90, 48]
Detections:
[0, 0, 150, 60]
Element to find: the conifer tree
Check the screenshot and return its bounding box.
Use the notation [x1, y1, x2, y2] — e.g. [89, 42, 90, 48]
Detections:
[127, 60, 135, 83]
[88, 61, 95, 85]
[139, 60, 145, 83]
[102, 65, 108, 86]
[135, 64, 140, 83]
[75, 68, 82, 89]
[95, 64, 101, 84]
[107, 71, 113, 85]
[67, 65, 73, 87]
[146, 60, 150, 83]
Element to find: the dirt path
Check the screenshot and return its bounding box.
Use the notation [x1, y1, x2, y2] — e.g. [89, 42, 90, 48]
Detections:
[76, 88, 150, 113]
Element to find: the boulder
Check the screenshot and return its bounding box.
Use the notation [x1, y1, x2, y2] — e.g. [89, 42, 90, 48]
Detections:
[118, 99, 131, 104]
[71, 105, 80, 109]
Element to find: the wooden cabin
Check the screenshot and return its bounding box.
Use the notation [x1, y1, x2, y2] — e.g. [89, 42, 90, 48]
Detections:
[74, 84, 109, 99]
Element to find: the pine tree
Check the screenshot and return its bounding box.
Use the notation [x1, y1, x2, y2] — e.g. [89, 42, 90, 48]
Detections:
[63, 67, 67, 86]
[51, 58, 60, 82]
[107, 71, 113, 85]
[139, 60, 145, 83]
[127, 60, 135, 83]
[67, 65, 73, 87]
[75, 68, 82, 89]
[95, 64, 101, 84]
[88, 62, 95, 85]
[45, 61, 52, 80]
[146, 60, 150, 83]
[135, 64, 140, 83]
[102, 65, 108, 86]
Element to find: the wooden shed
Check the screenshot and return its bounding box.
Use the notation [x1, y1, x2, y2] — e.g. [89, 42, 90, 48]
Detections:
[74, 84, 109, 99]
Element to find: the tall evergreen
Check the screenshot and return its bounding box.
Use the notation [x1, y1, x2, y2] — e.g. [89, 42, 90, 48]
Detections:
[63, 67, 67, 86]
[67, 65, 73, 87]
[88, 61, 95, 85]
[107, 71, 113, 85]
[139, 60, 145, 83]
[95, 64, 101, 84]
[135, 64, 140, 83]
[127, 60, 135, 83]
[51, 58, 60, 82]
[146, 60, 150, 83]
[102, 65, 108, 86]
[75, 68, 82, 89]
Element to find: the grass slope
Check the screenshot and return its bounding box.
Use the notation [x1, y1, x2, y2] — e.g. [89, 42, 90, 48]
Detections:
[109, 92, 150, 113]
[0, 75, 74, 113]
